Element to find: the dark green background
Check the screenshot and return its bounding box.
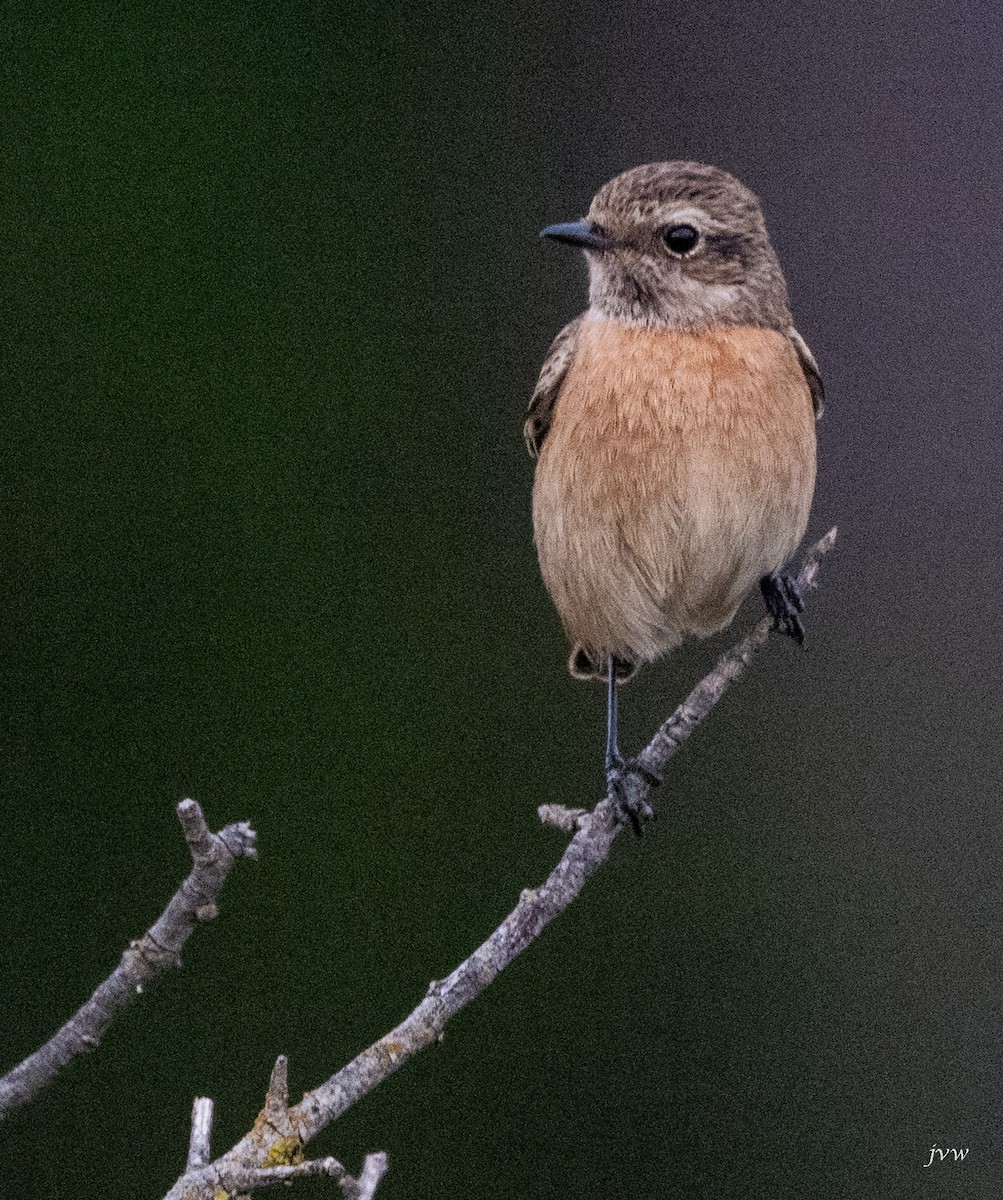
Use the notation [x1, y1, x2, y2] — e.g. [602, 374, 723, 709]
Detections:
[4, 2, 1003, 1196]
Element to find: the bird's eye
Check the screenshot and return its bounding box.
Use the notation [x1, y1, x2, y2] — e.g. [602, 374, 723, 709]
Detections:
[663, 224, 700, 255]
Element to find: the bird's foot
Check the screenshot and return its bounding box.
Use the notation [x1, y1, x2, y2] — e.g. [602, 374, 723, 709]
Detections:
[760, 569, 805, 645]
[605, 756, 661, 836]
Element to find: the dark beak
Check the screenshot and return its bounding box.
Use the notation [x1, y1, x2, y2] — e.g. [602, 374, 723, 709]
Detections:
[539, 219, 610, 251]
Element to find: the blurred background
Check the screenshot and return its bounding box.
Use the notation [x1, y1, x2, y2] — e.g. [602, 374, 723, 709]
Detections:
[3, 1, 1003, 1196]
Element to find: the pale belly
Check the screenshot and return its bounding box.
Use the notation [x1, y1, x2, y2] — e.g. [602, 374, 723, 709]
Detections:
[531, 320, 817, 670]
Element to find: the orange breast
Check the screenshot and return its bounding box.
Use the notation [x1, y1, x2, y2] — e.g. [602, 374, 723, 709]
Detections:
[532, 316, 816, 667]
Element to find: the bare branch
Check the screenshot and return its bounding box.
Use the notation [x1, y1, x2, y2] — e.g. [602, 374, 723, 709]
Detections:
[0, 799, 257, 1119]
[287, 530, 837, 1145]
[164, 529, 835, 1198]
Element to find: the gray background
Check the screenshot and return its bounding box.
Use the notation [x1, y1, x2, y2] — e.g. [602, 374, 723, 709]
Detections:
[3, 1, 1001, 1196]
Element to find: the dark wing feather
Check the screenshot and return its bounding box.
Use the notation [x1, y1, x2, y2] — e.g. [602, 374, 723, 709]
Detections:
[789, 326, 824, 419]
[524, 315, 583, 458]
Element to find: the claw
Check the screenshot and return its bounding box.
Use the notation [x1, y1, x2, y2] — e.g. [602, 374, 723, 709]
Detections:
[606, 759, 660, 836]
[760, 570, 806, 645]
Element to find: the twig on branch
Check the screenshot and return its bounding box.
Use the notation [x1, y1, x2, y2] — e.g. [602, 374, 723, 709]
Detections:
[0, 799, 256, 1119]
[354, 1152, 390, 1199]
[187, 1098, 214, 1170]
[163, 528, 835, 1198]
[538, 804, 590, 832]
[220, 1158, 354, 1187]
[166, 1057, 384, 1200]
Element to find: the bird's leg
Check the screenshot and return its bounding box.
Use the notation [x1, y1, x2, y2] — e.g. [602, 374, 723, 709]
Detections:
[604, 656, 622, 773]
[760, 568, 806, 645]
[603, 657, 659, 835]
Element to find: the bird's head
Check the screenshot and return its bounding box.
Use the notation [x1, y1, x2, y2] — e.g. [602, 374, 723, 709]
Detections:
[541, 161, 791, 331]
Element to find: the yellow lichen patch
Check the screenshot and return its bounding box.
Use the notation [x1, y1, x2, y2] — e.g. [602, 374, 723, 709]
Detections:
[213, 1190, 229, 1200]
[265, 1135, 303, 1166]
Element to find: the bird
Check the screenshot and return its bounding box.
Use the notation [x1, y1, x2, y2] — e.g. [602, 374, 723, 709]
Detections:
[525, 161, 822, 824]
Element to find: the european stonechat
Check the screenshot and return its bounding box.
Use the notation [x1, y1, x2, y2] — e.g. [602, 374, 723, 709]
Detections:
[526, 161, 822, 813]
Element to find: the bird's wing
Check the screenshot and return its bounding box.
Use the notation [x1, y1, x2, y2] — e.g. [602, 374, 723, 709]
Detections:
[789, 326, 824, 419]
[524, 315, 584, 458]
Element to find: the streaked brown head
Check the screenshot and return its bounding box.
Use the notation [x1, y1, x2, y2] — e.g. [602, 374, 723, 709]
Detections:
[541, 161, 791, 331]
